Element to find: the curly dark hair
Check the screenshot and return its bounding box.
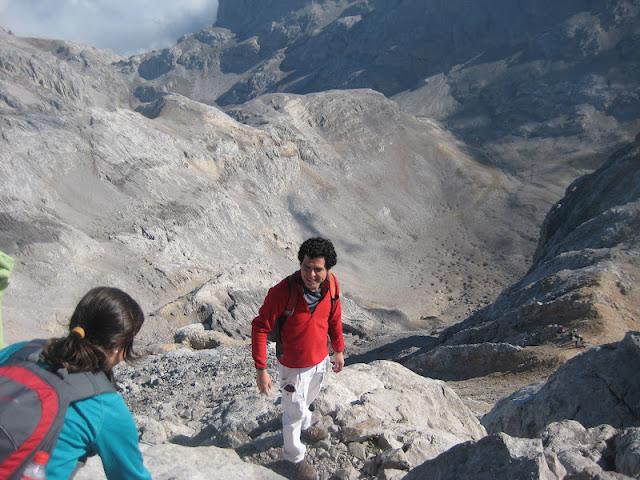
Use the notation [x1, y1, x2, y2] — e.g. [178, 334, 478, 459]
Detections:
[298, 237, 337, 269]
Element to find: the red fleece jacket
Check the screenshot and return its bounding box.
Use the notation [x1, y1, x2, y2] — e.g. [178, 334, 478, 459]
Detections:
[251, 272, 344, 369]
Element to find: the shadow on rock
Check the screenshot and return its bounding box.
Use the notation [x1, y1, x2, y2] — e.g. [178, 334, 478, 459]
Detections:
[345, 334, 438, 366]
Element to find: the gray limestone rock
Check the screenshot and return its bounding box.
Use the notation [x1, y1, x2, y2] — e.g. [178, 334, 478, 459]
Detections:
[0, 30, 128, 111]
[374, 448, 410, 471]
[483, 332, 640, 438]
[174, 323, 242, 350]
[540, 420, 640, 480]
[75, 443, 286, 479]
[437, 140, 640, 367]
[220, 36, 261, 73]
[2, 6, 640, 480]
[138, 49, 175, 80]
[378, 470, 405, 480]
[135, 415, 168, 445]
[542, 421, 619, 477]
[115, 351, 485, 478]
[2, 53, 532, 343]
[404, 342, 560, 380]
[402, 432, 562, 480]
[615, 428, 640, 478]
[402, 419, 640, 479]
[3, 3, 638, 352]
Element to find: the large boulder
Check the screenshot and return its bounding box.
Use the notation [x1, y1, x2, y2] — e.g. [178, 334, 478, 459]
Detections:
[483, 332, 640, 437]
[318, 360, 486, 444]
[74, 443, 286, 479]
[541, 420, 639, 479]
[615, 427, 640, 478]
[403, 420, 640, 480]
[402, 432, 563, 480]
[312, 360, 486, 477]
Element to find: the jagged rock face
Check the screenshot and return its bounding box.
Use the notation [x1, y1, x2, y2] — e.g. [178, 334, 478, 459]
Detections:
[437, 141, 640, 358]
[216, 0, 330, 40]
[542, 420, 640, 479]
[121, 27, 242, 107]
[212, 0, 640, 189]
[482, 332, 640, 438]
[0, 31, 129, 113]
[212, 0, 639, 102]
[615, 427, 640, 477]
[403, 432, 562, 480]
[216, 0, 369, 61]
[115, 350, 485, 479]
[404, 420, 640, 480]
[133, 0, 640, 182]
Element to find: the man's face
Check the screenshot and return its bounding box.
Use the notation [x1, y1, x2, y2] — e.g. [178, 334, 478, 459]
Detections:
[300, 255, 328, 291]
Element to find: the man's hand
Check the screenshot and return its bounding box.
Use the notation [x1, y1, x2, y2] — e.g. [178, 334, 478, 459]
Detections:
[332, 351, 344, 373]
[256, 369, 272, 395]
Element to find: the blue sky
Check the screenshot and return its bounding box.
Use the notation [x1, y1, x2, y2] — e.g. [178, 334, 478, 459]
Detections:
[0, 0, 219, 55]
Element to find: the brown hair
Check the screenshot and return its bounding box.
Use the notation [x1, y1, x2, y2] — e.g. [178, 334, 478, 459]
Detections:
[42, 287, 144, 376]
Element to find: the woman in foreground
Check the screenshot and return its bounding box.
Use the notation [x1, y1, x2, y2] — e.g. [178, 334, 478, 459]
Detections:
[0, 286, 152, 480]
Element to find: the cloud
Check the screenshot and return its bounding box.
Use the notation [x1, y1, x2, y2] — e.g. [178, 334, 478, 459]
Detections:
[0, 0, 219, 55]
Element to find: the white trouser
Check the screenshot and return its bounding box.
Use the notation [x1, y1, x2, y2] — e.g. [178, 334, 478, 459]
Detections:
[278, 356, 329, 463]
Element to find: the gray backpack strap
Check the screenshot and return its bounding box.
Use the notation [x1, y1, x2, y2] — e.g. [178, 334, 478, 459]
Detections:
[8, 339, 48, 363]
[9, 339, 116, 401]
[58, 370, 116, 403]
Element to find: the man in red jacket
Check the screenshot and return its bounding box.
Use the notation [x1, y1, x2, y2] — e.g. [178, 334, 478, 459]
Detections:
[252, 237, 345, 480]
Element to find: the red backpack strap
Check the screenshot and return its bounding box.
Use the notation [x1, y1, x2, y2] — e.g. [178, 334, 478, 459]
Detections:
[328, 272, 339, 318]
[283, 274, 299, 318]
[270, 274, 300, 359]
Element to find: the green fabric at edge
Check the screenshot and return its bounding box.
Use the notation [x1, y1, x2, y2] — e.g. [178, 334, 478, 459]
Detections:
[0, 250, 14, 348]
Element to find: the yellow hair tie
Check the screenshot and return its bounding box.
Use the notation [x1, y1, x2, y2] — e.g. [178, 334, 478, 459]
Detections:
[71, 326, 85, 338]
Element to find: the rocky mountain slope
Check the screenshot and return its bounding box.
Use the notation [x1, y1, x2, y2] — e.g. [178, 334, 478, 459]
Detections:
[224, 90, 533, 322]
[132, 0, 640, 195]
[0, 27, 129, 113]
[4, 1, 637, 341]
[2, 3, 640, 478]
[70, 331, 640, 479]
[401, 137, 639, 384]
[115, 2, 640, 342]
[0, 27, 534, 343]
[484, 331, 640, 438]
[100, 348, 486, 480]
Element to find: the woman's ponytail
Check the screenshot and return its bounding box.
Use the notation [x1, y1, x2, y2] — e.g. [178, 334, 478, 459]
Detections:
[42, 287, 144, 376]
[43, 327, 108, 374]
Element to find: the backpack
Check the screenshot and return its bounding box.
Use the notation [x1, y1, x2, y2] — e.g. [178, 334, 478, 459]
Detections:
[268, 272, 339, 359]
[0, 340, 116, 479]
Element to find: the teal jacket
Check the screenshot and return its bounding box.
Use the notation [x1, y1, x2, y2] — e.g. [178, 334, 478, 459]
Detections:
[0, 342, 152, 480]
